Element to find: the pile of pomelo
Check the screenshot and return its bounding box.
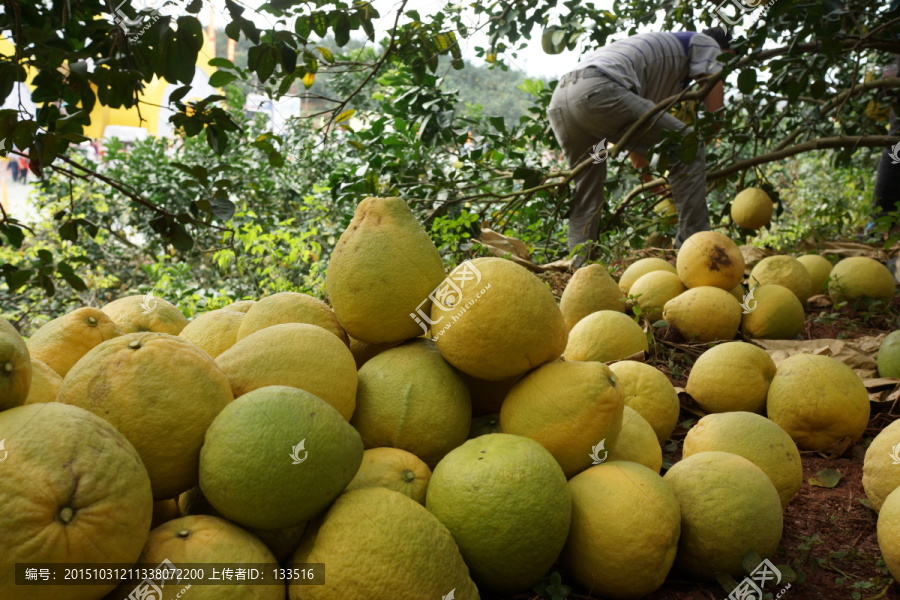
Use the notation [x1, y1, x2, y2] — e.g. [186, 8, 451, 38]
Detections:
[0, 195, 898, 600]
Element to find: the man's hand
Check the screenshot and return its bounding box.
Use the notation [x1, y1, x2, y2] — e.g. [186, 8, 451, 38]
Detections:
[628, 152, 667, 193]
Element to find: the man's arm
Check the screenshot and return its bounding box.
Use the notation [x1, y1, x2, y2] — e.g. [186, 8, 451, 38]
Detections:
[702, 78, 725, 113]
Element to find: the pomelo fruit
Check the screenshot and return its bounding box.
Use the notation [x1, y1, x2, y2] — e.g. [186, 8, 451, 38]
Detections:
[741, 284, 806, 339]
[877, 486, 900, 581]
[101, 294, 188, 335]
[237, 291, 348, 344]
[222, 299, 256, 313]
[628, 270, 686, 322]
[606, 406, 663, 472]
[676, 231, 745, 290]
[878, 331, 900, 378]
[828, 256, 896, 305]
[730, 187, 773, 229]
[797, 254, 833, 294]
[150, 499, 180, 529]
[618, 257, 677, 295]
[348, 336, 398, 368]
[608, 360, 680, 443]
[663, 286, 742, 342]
[345, 447, 432, 504]
[863, 419, 900, 511]
[564, 310, 649, 362]
[0, 318, 30, 411]
[178, 308, 245, 358]
[749, 255, 813, 304]
[559, 263, 624, 331]
[24, 358, 61, 404]
[685, 341, 776, 414]
[25, 307, 121, 376]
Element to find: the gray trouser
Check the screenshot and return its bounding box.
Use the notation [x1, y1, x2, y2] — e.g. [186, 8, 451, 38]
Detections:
[548, 68, 711, 255]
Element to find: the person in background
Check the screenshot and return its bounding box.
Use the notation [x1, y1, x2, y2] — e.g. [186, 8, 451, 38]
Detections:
[548, 27, 733, 265]
[873, 56, 900, 236]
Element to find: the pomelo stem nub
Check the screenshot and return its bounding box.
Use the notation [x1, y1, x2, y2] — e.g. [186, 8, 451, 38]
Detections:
[177, 529, 191, 539]
[58, 507, 75, 524]
[128, 340, 141, 350]
[3, 362, 12, 373]
[401, 470, 416, 483]
[87, 317, 97, 327]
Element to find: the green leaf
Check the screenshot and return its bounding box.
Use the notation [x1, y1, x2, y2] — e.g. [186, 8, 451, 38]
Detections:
[208, 71, 237, 87]
[809, 468, 842, 488]
[334, 12, 351, 47]
[169, 223, 194, 251]
[209, 197, 236, 221]
[208, 57, 234, 69]
[858, 498, 875, 510]
[4, 267, 31, 291]
[335, 109, 355, 123]
[310, 12, 329, 37]
[59, 220, 78, 242]
[737, 69, 757, 94]
[741, 550, 764, 575]
[57, 261, 87, 291]
[316, 46, 334, 62]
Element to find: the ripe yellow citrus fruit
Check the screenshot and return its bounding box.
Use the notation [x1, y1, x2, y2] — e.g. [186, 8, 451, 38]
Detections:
[150, 499, 180, 529]
[730, 187, 774, 229]
[0, 403, 152, 600]
[26, 307, 121, 376]
[562, 461, 680, 598]
[178, 308, 245, 358]
[199, 385, 363, 529]
[608, 360, 680, 443]
[345, 447, 432, 504]
[878, 331, 900, 378]
[352, 339, 470, 467]
[766, 353, 870, 451]
[828, 256, 896, 305]
[796, 254, 833, 294]
[288, 487, 480, 600]
[500, 360, 624, 477]
[606, 406, 663, 472]
[749, 255, 813, 304]
[222, 299, 256, 312]
[559, 263, 624, 331]
[57, 332, 234, 499]
[877, 486, 900, 581]
[24, 359, 61, 404]
[663, 286, 742, 342]
[431, 257, 567, 381]
[237, 291, 348, 344]
[0, 319, 30, 411]
[683, 412, 802, 507]
[426, 433, 571, 593]
[863, 419, 900, 511]
[685, 341, 776, 414]
[215, 322, 357, 420]
[618, 257, 677, 295]
[663, 451, 783, 580]
[101, 294, 188, 335]
[676, 231, 745, 290]
[564, 310, 649, 362]
[629, 270, 686, 322]
[741, 284, 806, 339]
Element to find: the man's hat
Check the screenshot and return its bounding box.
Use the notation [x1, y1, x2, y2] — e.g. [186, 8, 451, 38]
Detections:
[702, 26, 733, 50]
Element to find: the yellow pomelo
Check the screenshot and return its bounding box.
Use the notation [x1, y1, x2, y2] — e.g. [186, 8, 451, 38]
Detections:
[199, 385, 363, 529]
[685, 342, 776, 414]
[749, 255, 813, 304]
[108, 515, 282, 600]
[57, 332, 233, 499]
[797, 254, 833, 294]
[683, 412, 802, 508]
[877, 486, 900, 581]
[741, 284, 806, 339]
[24, 359, 61, 404]
[288, 487, 480, 600]
[462, 372, 522, 416]
[676, 231, 745, 290]
[629, 271, 686, 322]
[828, 256, 896, 305]
[500, 361, 624, 478]
[653, 198, 678, 224]
[150, 499, 180, 529]
[431, 257, 567, 381]
[863, 419, 900, 511]
[731, 187, 773, 229]
[178, 308, 245, 358]
[469, 413, 501, 438]
[559, 263, 624, 331]
[730, 283, 745, 302]
[562, 461, 680, 598]
[426, 434, 571, 593]
[237, 291, 348, 344]
[663, 451, 783, 580]
[215, 322, 357, 420]
[326, 197, 445, 344]
[101, 294, 188, 335]
[618, 257, 677, 295]
[352, 339, 470, 467]
[222, 299, 256, 313]
[0, 319, 30, 411]
[663, 286, 742, 342]
[0, 403, 152, 600]
[345, 447, 432, 504]
[606, 406, 663, 472]
[348, 336, 398, 368]
[608, 360, 680, 443]
[767, 353, 870, 451]
[26, 307, 121, 376]
[564, 310, 649, 362]
[878, 331, 900, 378]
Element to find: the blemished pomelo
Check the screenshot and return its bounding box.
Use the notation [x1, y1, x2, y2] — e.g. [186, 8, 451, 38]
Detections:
[101, 294, 188, 335]
[676, 231, 745, 290]
[426, 434, 571, 593]
[288, 487, 480, 600]
[828, 256, 896, 305]
[741, 284, 806, 339]
[237, 291, 348, 344]
[730, 187, 773, 229]
[685, 341, 776, 414]
[749, 255, 813, 304]
[431, 257, 567, 381]
[628, 270, 686, 322]
[564, 310, 649, 362]
[663, 286, 742, 342]
[345, 447, 432, 504]
[215, 322, 357, 420]
[608, 360, 680, 443]
[0, 403, 152, 600]
[0, 319, 30, 411]
[797, 254, 833, 294]
[178, 308, 245, 358]
[878, 331, 900, 378]
[766, 353, 870, 451]
[618, 257, 677, 295]
[663, 451, 783, 580]
[24, 359, 62, 404]
[25, 307, 121, 376]
[562, 461, 680, 598]
[606, 406, 663, 472]
[500, 360, 624, 478]
[683, 412, 802, 508]
[352, 339, 470, 467]
[877, 486, 900, 581]
[326, 197, 446, 344]
[559, 263, 624, 331]
[199, 386, 363, 530]
[863, 419, 900, 511]
[57, 332, 233, 500]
